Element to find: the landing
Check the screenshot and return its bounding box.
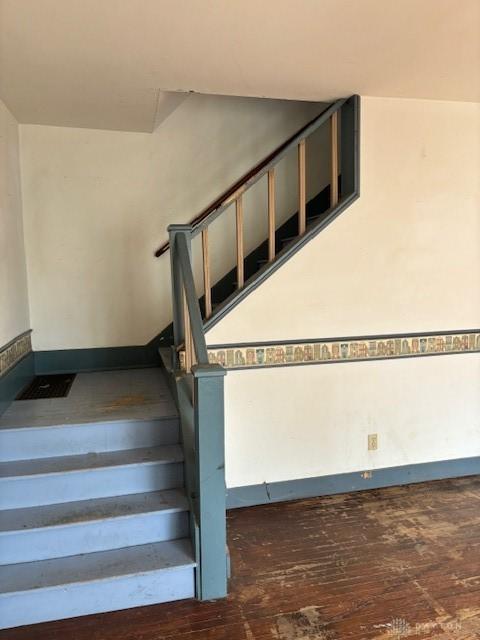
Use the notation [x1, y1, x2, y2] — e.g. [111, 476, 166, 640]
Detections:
[0, 368, 177, 429]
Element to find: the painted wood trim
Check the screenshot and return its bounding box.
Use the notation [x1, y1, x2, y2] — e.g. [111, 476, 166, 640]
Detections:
[179, 329, 480, 370]
[226, 456, 480, 509]
[330, 111, 339, 206]
[34, 345, 160, 375]
[193, 364, 228, 600]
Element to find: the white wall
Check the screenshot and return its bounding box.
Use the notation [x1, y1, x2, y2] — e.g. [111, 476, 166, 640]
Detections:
[205, 97, 480, 488]
[224, 356, 480, 488]
[19, 93, 325, 350]
[0, 99, 30, 347]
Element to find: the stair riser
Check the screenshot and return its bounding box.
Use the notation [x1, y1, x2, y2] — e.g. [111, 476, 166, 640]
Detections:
[0, 566, 195, 629]
[0, 463, 184, 509]
[0, 510, 189, 565]
[0, 418, 179, 462]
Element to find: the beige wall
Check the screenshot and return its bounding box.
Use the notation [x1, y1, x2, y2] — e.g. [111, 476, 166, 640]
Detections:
[205, 97, 480, 488]
[19, 94, 323, 350]
[0, 99, 30, 347]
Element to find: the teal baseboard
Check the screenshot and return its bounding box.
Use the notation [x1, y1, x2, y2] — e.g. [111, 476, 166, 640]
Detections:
[0, 353, 35, 417]
[34, 344, 160, 375]
[226, 456, 480, 509]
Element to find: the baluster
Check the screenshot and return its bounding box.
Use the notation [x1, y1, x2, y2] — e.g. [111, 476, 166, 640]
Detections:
[236, 196, 244, 288]
[298, 139, 306, 235]
[202, 228, 212, 319]
[330, 111, 339, 207]
[183, 287, 193, 371]
[268, 169, 275, 262]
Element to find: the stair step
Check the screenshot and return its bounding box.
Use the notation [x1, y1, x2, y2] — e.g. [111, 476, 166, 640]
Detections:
[0, 416, 180, 462]
[0, 446, 184, 509]
[0, 538, 195, 629]
[0, 489, 189, 564]
[281, 235, 297, 246]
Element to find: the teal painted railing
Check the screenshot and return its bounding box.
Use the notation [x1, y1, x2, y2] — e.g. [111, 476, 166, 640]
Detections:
[165, 96, 360, 599]
[168, 225, 227, 600]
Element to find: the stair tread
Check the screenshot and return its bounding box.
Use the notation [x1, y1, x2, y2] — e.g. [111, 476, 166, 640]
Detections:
[0, 369, 178, 431]
[0, 413, 179, 432]
[0, 445, 184, 480]
[0, 538, 195, 595]
[0, 489, 188, 533]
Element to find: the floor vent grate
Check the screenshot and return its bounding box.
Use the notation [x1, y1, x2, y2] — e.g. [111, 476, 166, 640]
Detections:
[16, 374, 77, 400]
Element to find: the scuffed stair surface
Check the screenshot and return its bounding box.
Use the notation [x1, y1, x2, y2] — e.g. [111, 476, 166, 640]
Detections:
[0, 489, 188, 533]
[0, 368, 178, 429]
[0, 489, 190, 564]
[0, 445, 184, 478]
[0, 538, 195, 593]
[0, 539, 196, 629]
[0, 368, 195, 628]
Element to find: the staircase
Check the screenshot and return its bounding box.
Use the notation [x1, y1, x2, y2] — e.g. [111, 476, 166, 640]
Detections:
[0, 369, 195, 629]
[0, 95, 359, 629]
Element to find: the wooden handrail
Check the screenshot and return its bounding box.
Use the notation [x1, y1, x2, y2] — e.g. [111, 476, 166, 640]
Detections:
[154, 98, 347, 257]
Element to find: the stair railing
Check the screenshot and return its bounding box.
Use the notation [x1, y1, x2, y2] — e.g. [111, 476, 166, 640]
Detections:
[156, 95, 359, 322]
[168, 225, 227, 600]
[165, 96, 359, 600]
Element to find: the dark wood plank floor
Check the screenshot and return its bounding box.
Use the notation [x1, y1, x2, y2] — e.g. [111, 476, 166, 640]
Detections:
[3, 476, 480, 640]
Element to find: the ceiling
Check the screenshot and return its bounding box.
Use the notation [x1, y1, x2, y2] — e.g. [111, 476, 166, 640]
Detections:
[1, 0, 479, 132]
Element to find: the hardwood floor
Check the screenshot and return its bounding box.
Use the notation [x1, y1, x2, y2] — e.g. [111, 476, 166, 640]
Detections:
[3, 476, 480, 640]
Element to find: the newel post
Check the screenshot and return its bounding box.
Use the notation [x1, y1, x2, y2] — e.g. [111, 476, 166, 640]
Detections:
[192, 363, 227, 600]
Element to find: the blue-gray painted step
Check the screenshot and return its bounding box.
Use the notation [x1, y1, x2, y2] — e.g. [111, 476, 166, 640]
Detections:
[0, 489, 189, 564]
[0, 416, 180, 462]
[0, 446, 184, 509]
[0, 538, 195, 629]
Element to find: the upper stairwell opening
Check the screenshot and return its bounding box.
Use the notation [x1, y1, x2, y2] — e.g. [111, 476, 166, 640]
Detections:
[156, 96, 359, 354]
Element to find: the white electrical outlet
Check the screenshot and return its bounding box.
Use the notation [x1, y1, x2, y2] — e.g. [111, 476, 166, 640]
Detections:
[368, 433, 378, 451]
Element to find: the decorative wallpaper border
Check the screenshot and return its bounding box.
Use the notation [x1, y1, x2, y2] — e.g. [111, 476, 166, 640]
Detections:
[0, 331, 32, 378]
[180, 329, 480, 371]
